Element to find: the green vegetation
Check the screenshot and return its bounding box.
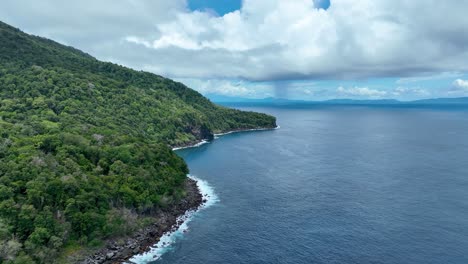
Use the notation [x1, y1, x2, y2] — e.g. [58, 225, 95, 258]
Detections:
[0, 21, 276, 263]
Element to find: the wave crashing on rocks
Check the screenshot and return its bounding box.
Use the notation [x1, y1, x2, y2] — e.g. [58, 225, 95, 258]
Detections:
[128, 175, 218, 264]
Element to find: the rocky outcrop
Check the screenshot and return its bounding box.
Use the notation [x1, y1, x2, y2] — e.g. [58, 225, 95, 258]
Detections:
[188, 124, 214, 142]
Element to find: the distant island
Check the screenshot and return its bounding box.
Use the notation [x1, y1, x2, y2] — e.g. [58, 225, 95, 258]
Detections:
[0, 21, 276, 263]
[207, 94, 468, 106]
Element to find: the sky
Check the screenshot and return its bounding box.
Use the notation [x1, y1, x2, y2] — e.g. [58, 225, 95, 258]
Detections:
[1, 0, 468, 101]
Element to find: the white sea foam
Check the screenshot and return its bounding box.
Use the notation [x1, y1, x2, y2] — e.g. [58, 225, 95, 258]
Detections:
[213, 125, 280, 137]
[172, 140, 210, 151]
[128, 175, 218, 264]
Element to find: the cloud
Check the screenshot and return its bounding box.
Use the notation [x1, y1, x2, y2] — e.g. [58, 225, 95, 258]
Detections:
[178, 78, 438, 100]
[337, 86, 387, 98]
[0, 0, 185, 59]
[176, 78, 273, 98]
[120, 0, 468, 81]
[453, 79, 468, 90]
[396, 72, 463, 84]
[451, 79, 468, 94]
[1, 0, 468, 83]
[391, 87, 430, 97]
[335, 86, 433, 100]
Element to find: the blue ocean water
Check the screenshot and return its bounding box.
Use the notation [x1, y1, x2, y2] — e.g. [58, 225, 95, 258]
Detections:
[149, 105, 468, 264]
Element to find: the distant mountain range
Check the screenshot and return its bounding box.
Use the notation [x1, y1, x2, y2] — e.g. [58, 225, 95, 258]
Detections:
[207, 94, 468, 106]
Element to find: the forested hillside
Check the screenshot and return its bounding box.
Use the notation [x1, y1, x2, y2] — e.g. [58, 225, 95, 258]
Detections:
[0, 21, 276, 263]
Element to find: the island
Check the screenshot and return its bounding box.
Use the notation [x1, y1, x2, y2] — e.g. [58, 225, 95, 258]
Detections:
[0, 21, 276, 263]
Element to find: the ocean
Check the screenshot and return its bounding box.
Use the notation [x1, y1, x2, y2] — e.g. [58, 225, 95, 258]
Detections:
[134, 105, 468, 264]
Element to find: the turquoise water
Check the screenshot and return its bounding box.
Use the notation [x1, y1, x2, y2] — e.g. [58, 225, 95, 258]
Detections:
[147, 105, 468, 264]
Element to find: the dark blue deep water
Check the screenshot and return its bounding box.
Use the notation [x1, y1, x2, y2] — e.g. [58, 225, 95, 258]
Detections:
[154, 105, 468, 264]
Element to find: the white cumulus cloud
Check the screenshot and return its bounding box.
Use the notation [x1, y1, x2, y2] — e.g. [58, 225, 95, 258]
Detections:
[450, 79, 468, 95]
[453, 79, 468, 90]
[1, 0, 468, 82]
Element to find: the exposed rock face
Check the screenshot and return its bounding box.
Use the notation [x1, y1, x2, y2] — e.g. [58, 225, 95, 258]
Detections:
[188, 124, 214, 141]
[170, 125, 214, 150]
[77, 178, 203, 264]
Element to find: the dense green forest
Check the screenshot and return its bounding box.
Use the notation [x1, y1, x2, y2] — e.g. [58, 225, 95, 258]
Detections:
[0, 21, 276, 263]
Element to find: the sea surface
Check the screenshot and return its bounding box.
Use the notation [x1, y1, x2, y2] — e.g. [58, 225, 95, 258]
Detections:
[140, 105, 468, 264]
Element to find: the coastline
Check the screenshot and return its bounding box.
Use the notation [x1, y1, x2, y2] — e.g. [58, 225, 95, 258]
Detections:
[78, 178, 203, 264]
[124, 126, 279, 262]
[78, 125, 277, 263]
[171, 125, 280, 151]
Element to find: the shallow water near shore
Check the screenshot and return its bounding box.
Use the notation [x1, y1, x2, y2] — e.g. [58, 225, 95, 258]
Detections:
[143, 105, 468, 264]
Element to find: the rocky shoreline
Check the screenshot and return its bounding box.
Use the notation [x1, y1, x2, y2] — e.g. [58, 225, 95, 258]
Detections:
[171, 125, 279, 150]
[78, 178, 203, 264]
